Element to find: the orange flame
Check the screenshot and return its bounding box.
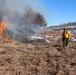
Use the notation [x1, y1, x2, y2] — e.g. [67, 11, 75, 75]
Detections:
[0, 21, 6, 34]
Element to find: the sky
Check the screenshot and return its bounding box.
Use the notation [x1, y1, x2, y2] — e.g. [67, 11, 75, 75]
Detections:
[6, 0, 76, 26]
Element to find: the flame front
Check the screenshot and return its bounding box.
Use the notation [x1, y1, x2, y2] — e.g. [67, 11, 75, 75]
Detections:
[0, 21, 6, 34]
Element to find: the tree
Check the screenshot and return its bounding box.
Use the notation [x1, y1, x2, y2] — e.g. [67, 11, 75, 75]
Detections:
[34, 13, 46, 26]
[22, 5, 46, 27]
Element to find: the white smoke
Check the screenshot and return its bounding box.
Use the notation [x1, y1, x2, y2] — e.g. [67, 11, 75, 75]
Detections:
[4, 7, 46, 42]
[6, 0, 45, 13]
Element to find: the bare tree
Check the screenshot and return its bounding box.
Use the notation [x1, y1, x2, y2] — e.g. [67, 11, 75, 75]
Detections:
[5, 5, 47, 42]
[21, 5, 35, 28]
[22, 5, 46, 27]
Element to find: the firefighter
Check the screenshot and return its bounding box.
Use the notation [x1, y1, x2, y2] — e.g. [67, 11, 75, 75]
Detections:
[62, 28, 71, 48]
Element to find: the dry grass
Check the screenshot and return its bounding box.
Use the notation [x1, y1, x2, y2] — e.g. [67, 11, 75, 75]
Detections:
[0, 31, 76, 75]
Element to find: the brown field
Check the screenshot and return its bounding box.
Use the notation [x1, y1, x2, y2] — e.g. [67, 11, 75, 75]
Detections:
[0, 30, 76, 75]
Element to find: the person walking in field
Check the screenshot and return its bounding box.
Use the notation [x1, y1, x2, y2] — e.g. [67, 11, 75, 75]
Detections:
[62, 28, 71, 48]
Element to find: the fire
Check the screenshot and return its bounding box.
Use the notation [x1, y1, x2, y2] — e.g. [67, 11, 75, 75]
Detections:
[0, 21, 6, 34]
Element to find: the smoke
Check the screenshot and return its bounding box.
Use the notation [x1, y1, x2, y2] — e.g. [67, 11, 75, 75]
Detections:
[0, 0, 46, 42]
[6, 0, 45, 13]
[0, 0, 8, 21]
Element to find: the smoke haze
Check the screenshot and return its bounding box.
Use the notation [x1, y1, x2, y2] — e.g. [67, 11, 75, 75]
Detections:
[0, 0, 46, 42]
[6, 0, 45, 13]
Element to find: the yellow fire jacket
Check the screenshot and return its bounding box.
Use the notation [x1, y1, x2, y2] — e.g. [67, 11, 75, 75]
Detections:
[62, 31, 71, 38]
